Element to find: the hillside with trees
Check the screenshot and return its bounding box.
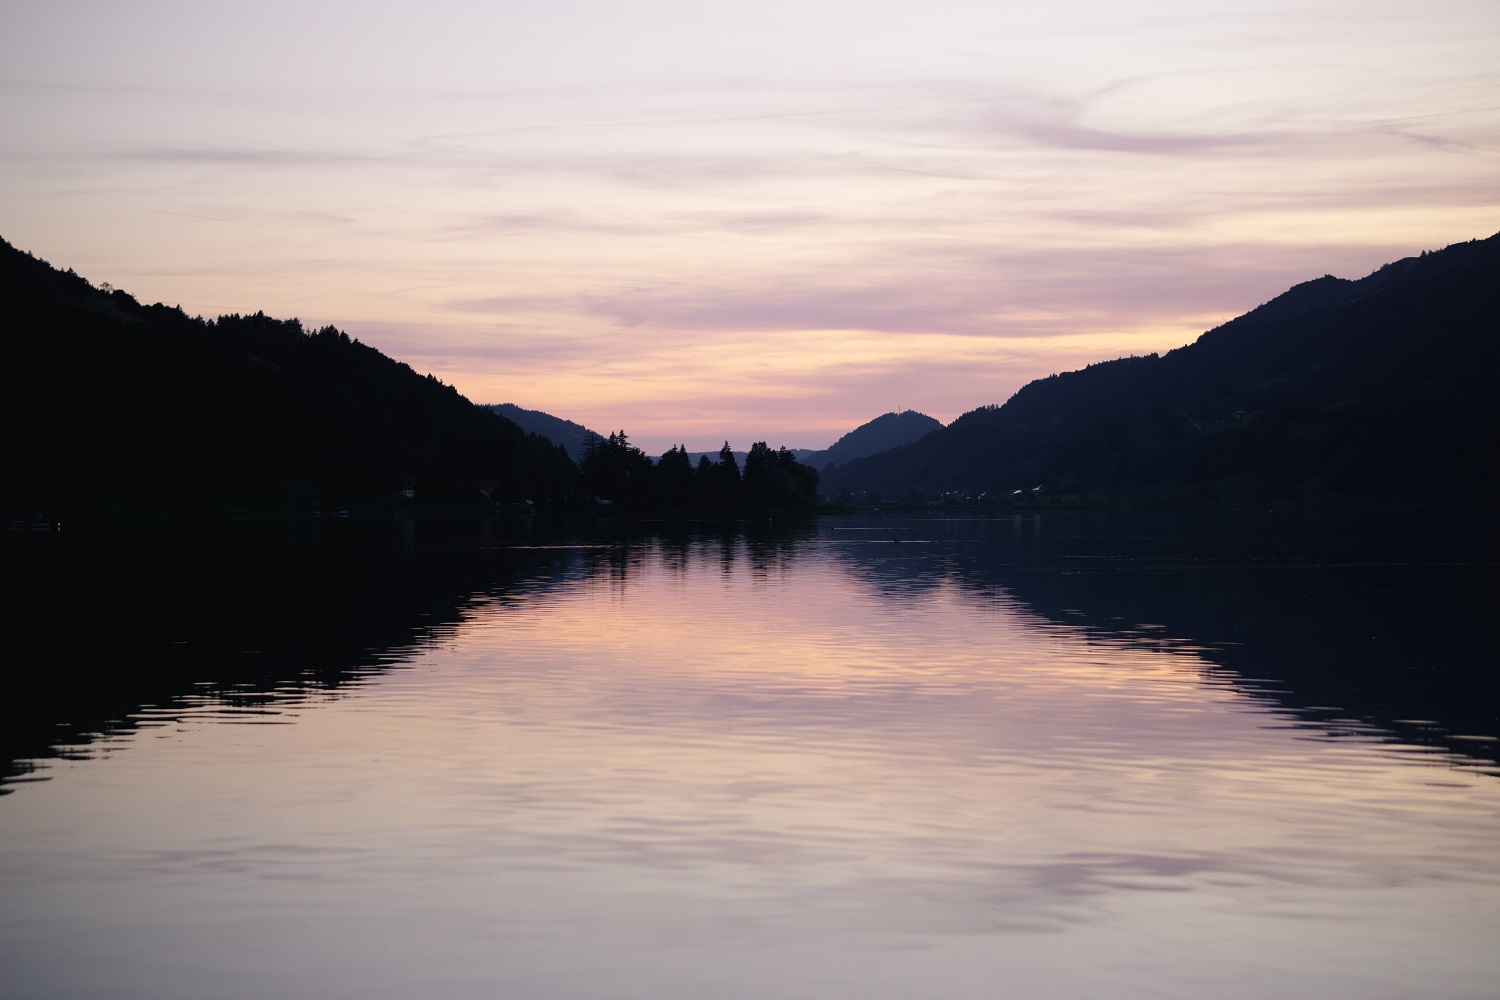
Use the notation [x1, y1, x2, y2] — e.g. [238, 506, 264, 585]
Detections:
[824, 233, 1500, 505]
[2, 236, 822, 520]
[484, 402, 603, 462]
[581, 434, 819, 518]
[2, 238, 575, 516]
[11, 229, 1490, 516]
[800, 410, 942, 470]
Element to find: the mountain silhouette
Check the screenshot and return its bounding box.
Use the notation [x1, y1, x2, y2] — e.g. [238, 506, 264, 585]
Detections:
[824, 233, 1500, 505]
[484, 402, 604, 462]
[2, 237, 575, 515]
[801, 410, 943, 470]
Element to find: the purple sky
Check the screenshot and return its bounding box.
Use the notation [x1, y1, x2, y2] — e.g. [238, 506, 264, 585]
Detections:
[3, 1, 1497, 451]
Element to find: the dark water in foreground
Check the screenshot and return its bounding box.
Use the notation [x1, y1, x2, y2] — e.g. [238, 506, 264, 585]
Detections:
[2, 512, 1497, 999]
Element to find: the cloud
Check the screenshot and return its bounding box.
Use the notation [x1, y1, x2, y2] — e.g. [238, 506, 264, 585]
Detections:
[1003, 119, 1258, 156]
[5, 0, 1497, 456]
[438, 206, 838, 240]
[471, 240, 1366, 341]
[127, 147, 389, 168]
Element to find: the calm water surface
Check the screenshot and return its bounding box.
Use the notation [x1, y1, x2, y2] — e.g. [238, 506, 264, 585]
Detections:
[3, 513, 1497, 999]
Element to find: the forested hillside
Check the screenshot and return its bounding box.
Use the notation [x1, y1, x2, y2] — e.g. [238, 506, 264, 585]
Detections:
[484, 402, 603, 461]
[2, 238, 575, 515]
[825, 233, 1500, 505]
[801, 410, 942, 470]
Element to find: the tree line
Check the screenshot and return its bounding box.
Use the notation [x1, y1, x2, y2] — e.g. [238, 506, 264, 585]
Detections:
[2, 235, 819, 519]
[580, 433, 819, 518]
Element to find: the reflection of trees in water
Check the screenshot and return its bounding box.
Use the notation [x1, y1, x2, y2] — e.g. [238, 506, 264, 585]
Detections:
[2, 518, 594, 789]
[819, 522, 958, 600]
[3, 518, 827, 787]
[8, 513, 1492, 788]
[823, 512, 1499, 769]
[744, 522, 818, 579]
[573, 521, 819, 586]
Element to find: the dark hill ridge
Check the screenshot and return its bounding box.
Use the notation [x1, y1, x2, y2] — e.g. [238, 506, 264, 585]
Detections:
[484, 402, 603, 462]
[801, 410, 943, 469]
[483, 402, 939, 471]
[1, 237, 575, 514]
[10, 231, 1495, 514]
[825, 233, 1500, 504]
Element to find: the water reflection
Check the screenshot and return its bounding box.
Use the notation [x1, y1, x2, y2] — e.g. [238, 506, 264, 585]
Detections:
[2, 517, 596, 787]
[2, 513, 1498, 999]
[824, 511, 1499, 767]
[5, 512, 1496, 787]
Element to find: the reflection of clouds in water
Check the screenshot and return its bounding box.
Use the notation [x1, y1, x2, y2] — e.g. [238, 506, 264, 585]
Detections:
[410, 543, 1497, 953]
[816, 513, 1500, 767]
[5, 519, 1500, 1000]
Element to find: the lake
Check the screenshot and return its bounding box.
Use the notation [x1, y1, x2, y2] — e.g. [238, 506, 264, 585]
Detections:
[3, 511, 1497, 999]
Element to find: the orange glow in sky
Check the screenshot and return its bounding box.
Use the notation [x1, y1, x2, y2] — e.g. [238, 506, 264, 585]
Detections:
[3, 1, 1497, 451]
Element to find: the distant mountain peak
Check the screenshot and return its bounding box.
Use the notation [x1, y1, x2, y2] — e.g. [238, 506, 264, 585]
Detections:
[805, 409, 943, 468]
[821, 231, 1500, 505]
[483, 403, 603, 461]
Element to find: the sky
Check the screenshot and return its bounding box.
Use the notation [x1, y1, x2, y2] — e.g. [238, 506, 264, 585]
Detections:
[2, 1, 1497, 453]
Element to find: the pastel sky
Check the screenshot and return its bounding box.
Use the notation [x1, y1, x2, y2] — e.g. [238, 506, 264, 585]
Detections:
[3, 1, 1497, 452]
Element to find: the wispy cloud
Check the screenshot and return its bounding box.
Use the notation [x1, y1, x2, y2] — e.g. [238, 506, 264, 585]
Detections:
[128, 147, 388, 167]
[434, 240, 1368, 341]
[4, 0, 1497, 451]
